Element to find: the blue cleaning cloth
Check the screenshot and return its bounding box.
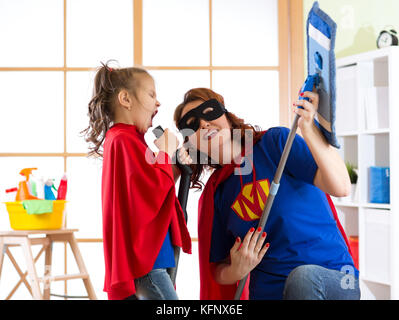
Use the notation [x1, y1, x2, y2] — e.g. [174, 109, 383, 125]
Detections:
[306, 2, 340, 148]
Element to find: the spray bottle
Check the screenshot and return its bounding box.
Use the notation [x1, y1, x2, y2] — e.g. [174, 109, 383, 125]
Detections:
[44, 179, 57, 200]
[36, 177, 45, 199]
[15, 168, 40, 201]
[30, 170, 45, 199]
[56, 173, 68, 200]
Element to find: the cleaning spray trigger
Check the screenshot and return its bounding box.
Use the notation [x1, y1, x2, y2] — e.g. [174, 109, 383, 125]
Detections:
[51, 180, 58, 192]
[15, 168, 40, 201]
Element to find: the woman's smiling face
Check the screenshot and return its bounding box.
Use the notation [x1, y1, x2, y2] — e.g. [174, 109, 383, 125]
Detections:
[180, 99, 232, 163]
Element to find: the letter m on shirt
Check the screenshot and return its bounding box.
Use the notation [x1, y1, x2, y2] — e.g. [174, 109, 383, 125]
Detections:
[231, 179, 270, 221]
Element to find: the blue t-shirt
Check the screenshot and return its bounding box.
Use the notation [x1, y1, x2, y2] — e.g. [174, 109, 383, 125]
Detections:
[153, 230, 175, 269]
[210, 127, 358, 300]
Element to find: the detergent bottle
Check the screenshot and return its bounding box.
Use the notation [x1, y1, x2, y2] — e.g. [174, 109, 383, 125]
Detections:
[15, 168, 40, 201]
[30, 178, 37, 197]
[30, 170, 45, 199]
[56, 173, 68, 200]
[44, 179, 57, 200]
[35, 177, 45, 199]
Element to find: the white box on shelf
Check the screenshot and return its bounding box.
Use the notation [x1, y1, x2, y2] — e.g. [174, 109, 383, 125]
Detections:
[364, 87, 389, 130]
[364, 88, 378, 130]
[362, 208, 390, 285]
[336, 66, 357, 133]
[376, 87, 389, 129]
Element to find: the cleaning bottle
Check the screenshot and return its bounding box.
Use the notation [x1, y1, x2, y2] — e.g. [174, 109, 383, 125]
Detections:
[30, 179, 37, 197]
[35, 177, 45, 200]
[15, 168, 40, 201]
[30, 170, 42, 198]
[56, 173, 68, 200]
[30, 170, 45, 199]
[44, 179, 56, 200]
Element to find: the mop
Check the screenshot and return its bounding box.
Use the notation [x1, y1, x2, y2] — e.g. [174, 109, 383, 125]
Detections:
[234, 1, 339, 300]
[152, 126, 192, 285]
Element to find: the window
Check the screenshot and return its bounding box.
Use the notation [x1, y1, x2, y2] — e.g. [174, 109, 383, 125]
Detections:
[0, 0, 300, 300]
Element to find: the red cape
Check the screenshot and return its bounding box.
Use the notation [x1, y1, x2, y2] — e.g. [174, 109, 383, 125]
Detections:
[198, 162, 250, 300]
[101, 124, 191, 300]
[198, 153, 352, 300]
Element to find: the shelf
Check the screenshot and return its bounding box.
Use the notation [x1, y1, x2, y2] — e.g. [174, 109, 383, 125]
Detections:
[333, 201, 359, 208]
[360, 276, 391, 287]
[361, 203, 391, 210]
[337, 131, 359, 137]
[336, 47, 399, 68]
[335, 48, 398, 300]
[333, 201, 390, 210]
[362, 128, 389, 135]
[337, 129, 390, 137]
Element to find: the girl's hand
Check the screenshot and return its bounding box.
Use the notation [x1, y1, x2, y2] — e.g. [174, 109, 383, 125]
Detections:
[229, 227, 270, 280]
[293, 91, 319, 134]
[172, 148, 193, 182]
[154, 128, 179, 158]
[176, 147, 193, 166]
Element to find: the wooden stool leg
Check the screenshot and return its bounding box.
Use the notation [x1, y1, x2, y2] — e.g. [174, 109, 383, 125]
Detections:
[67, 234, 97, 300]
[0, 238, 5, 282]
[43, 238, 53, 300]
[21, 238, 42, 300]
[5, 247, 33, 299]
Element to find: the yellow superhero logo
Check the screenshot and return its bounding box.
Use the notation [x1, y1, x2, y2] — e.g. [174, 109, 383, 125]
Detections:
[231, 179, 270, 221]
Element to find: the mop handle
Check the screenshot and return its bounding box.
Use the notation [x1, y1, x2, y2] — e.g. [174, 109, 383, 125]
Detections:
[258, 114, 300, 229]
[234, 114, 300, 300]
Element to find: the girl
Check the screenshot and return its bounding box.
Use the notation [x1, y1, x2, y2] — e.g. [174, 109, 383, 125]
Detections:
[83, 63, 192, 300]
[174, 88, 360, 300]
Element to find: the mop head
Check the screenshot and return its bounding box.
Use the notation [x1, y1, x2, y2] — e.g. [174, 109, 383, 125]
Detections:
[306, 1, 340, 148]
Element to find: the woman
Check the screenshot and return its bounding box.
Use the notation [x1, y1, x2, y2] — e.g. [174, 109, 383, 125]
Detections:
[174, 87, 360, 300]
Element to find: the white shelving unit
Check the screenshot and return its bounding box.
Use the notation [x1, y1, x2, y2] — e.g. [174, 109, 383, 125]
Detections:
[333, 47, 399, 300]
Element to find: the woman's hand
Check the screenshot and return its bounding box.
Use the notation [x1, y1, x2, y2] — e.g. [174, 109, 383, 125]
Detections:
[293, 91, 319, 134]
[213, 227, 270, 285]
[293, 91, 351, 197]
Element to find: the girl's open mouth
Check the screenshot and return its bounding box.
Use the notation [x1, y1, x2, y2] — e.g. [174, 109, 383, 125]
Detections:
[149, 110, 158, 127]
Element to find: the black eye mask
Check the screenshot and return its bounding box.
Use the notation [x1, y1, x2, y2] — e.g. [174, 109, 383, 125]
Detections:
[178, 99, 228, 134]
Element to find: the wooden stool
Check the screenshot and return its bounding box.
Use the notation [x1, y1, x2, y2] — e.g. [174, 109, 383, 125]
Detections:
[0, 229, 97, 300]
